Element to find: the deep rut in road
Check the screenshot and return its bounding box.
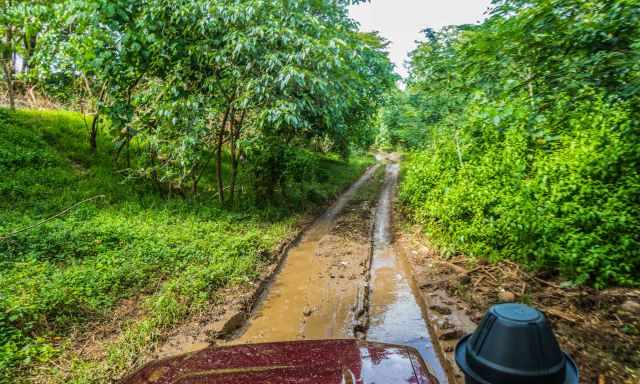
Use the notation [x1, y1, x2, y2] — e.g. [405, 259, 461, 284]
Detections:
[365, 162, 448, 384]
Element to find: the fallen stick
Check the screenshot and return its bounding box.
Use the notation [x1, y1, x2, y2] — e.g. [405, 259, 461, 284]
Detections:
[0, 195, 106, 241]
[533, 276, 563, 290]
[481, 269, 499, 282]
[501, 259, 564, 290]
[473, 275, 485, 288]
[433, 259, 469, 275]
[543, 307, 580, 323]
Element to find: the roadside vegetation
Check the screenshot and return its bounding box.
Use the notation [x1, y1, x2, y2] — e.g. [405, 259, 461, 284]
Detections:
[382, 0, 640, 288]
[0, 108, 373, 382]
[0, 0, 395, 382]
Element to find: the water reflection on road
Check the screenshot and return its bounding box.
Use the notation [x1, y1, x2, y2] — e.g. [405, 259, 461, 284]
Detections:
[366, 163, 448, 384]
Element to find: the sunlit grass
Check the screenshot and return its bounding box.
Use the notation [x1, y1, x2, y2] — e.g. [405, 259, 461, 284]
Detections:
[0, 108, 373, 383]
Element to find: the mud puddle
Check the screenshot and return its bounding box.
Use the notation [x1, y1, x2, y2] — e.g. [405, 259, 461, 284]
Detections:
[227, 165, 383, 344]
[366, 163, 449, 384]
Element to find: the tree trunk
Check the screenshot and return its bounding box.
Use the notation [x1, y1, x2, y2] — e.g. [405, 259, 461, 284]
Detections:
[126, 129, 131, 168]
[215, 107, 232, 204]
[191, 171, 198, 195]
[89, 82, 107, 153]
[228, 110, 245, 204]
[3, 27, 15, 110]
[90, 111, 99, 152]
[215, 127, 225, 204]
[229, 139, 237, 204]
[150, 145, 160, 191]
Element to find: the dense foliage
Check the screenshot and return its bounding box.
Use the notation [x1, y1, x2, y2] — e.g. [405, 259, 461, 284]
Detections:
[0, 109, 373, 381]
[393, 0, 640, 288]
[3, 0, 395, 202]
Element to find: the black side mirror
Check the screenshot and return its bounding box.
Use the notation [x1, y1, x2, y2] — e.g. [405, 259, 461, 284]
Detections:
[455, 303, 579, 384]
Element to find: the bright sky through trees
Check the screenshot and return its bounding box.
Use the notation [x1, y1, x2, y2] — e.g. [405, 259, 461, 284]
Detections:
[348, 0, 493, 79]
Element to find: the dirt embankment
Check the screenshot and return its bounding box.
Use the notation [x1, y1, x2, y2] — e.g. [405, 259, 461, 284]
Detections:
[395, 214, 640, 384]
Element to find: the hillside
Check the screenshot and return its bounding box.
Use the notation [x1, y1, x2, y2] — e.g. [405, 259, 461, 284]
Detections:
[0, 108, 372, 382]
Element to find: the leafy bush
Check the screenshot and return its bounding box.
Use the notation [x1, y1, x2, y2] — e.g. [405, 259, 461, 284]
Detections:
[401, 94, 640, 287]
[395, 0, 640, 288]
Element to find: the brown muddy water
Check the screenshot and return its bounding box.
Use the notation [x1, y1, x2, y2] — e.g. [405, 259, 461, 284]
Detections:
[229, 165, 380, 343]
[366, 163, 448, 384]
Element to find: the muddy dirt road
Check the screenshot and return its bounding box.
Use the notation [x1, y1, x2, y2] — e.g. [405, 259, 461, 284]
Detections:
[228, 158, 449, 383]
[366, 163, 448, 384]
[229, 164, 382, 343]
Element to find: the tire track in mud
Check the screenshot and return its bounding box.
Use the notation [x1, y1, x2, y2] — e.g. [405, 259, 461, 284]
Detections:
[365, 161, 450, 384]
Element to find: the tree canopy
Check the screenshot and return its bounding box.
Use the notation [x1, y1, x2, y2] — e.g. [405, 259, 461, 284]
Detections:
[2, 0, 397, 201]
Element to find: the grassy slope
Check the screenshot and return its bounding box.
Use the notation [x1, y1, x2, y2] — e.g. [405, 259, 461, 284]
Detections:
[0, 108, 373, 383]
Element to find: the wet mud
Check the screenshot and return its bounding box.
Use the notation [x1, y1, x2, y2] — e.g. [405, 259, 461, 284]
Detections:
[228, 165, 383, 344]
[393, 227, 477, 384]
[365, 163, 450, 384]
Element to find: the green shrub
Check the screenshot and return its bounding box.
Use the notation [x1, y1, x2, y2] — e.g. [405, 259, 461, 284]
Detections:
[401, 94, 640, 288]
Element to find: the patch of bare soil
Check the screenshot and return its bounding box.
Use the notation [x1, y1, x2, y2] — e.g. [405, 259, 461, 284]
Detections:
[395, 215, 640, 384]
[29, 295, 145, 383]
[69, 296, 144, 362]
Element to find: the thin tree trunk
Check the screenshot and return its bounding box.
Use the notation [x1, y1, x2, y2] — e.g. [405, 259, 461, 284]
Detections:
[229, 134, 237, 204]
[215, 129, 224, 203]
[150, 145, 160, 191]
[126, 129, 131, 168]
[190, 154, 212, 197]
[191, 171, 198, 195]
[228, 110, 245, 204]
[215, 107, 232, 204]
[3, 27, 15, 110]
[90, 112, 99, 152]
[89, 82, 107, 153]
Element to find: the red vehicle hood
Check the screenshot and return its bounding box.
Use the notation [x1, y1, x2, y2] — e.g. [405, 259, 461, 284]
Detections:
[121, 339, 438, 384]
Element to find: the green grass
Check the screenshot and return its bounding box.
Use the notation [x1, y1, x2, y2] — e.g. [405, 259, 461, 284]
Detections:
[0, 108, 373, 383]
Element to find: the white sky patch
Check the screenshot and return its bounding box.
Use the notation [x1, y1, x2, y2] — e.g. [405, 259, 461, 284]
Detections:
[349, 0, 493, 79]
